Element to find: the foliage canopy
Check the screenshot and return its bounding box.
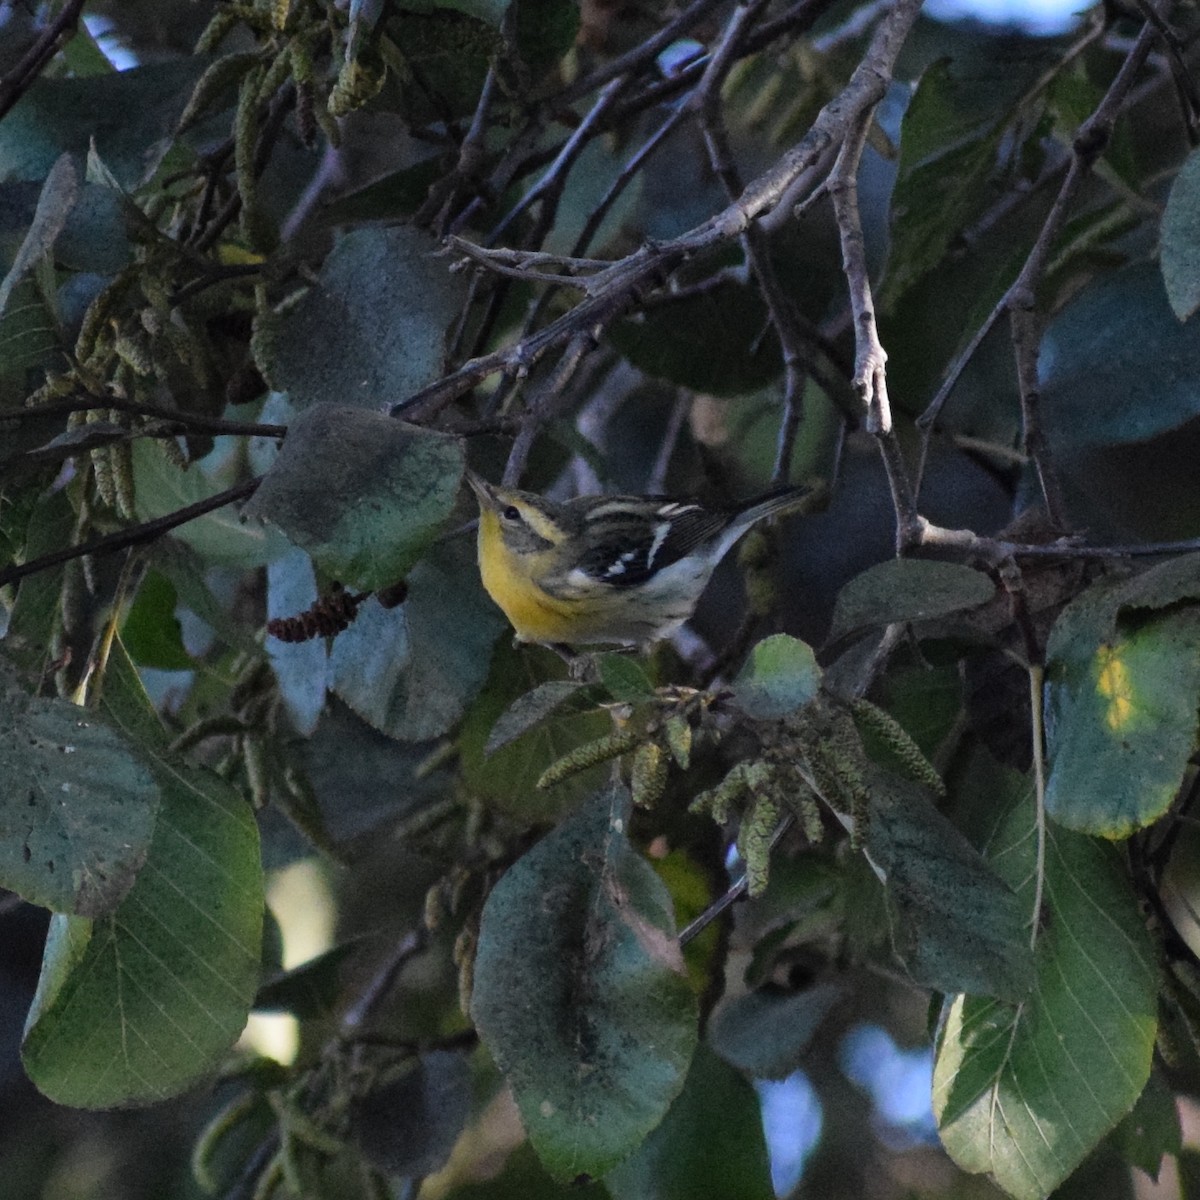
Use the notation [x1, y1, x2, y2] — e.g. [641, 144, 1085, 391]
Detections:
[2, 1, 1200, 1198]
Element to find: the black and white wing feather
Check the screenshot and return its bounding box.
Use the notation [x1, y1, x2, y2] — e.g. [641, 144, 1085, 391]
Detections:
[571, 501, 725, 588]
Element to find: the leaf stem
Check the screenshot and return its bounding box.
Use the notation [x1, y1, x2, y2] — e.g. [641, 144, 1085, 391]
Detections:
[1029, 662, 1047, 953]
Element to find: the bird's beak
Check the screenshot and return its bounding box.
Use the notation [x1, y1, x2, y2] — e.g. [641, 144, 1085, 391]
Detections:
[464, 469, 493, 508]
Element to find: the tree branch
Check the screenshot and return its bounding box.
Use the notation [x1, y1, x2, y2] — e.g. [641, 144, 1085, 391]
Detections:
[0, 478, 262, 590]
[0, 0, 88, 121]
[392, 0, 925, 423]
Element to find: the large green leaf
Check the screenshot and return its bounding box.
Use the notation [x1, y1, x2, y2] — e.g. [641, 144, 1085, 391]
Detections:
[21, 642, 263, 1107]
[1162, 147, 1200, 321]
[471, 786, 698, 1181]
[132, 440, 287, 568]
[267, 225, 468, 410]
[883, 55, 1053, 308]
[883, 59, 1011, 308]
[243, 404, 464, 592]
[868, 772, 1033, 1002]
[1041, 264, 1200, 449]
[329, 540, 504, 741]
[0, 273, 60, 408]
[459, 641, 611, 820]
[3, 484, 74, 677]
[604, 1045, 773, 1200]
[1044, 570, 1200, 837]
[0, 154, 78, 320]
[610, 279, 782, 397]
[0, 657, 159, 916]
[828, 559, 995, 642]
[933, 786, 1158, 1200]
[0, 60, 208, 186]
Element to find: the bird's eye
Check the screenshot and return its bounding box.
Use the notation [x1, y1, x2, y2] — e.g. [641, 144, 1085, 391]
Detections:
[502, 505, 521, 522]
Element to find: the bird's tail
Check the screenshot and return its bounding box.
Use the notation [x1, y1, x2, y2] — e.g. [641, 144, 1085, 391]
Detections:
[714, 484, 810, 560]
[732, 484, 811, 528]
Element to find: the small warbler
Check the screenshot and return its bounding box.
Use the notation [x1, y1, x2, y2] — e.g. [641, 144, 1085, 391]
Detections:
[467, 472, 808, 647]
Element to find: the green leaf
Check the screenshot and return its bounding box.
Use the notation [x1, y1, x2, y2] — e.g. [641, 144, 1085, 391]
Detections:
[0, 656, 159, 916]
[471, 785, 698, 1181]
[884, 59, 1010, 308]
[485, 679, 587, 755]
[868, 772, 1033, 1002]
[729, 634, 820, 719]
[1041, 263, 1200, 449]
[829, 559, 995, 642]
[708, 983, 842, 1080]
[243, 405, 464, 592]
[267, 226, 469, 410]
[933, 786, 1158, 1200]
[1162, 148, 1200, 321]
[121, 569, 193, 670]
[449, 1142, 610, 1199]
[350, 1050, 472, 1178]
[0, 60, 209, 187]
[1044, 574, 1200, 837]
[329, 540, 504, 741]
[0, 273, 60, 407]
[21, 642, 263, 1107]
[414, 0, 511, 26]
[379, 11, 499, 126]
[460, 642, 612, 819]
[596, 653, 654, 702]
[0, 154, 79, 320]
[3, 484, 73, 677]
[604, 1045, 773, 1200]
[610, 279, 782, 397]
[1113, 1068, 1180, 1181]
[132, 440, 287, 568]
[319, 156, 444, 224]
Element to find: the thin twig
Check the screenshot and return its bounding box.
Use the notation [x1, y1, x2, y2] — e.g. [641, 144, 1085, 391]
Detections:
[192, 85, 296, 254]
[694, 0, 820, 488]
[487, 76, 628, 248]
[9, 395, 286, 439]
[559, 0, 729, 106]
[0, 0, 88, 120]
[680, 814, 796, 946]
[339, 930, 426, 1034]
[391, 0, 925, 421]
[1028, 663, 1047, 951]
[828, 103, 919, 549]
[915, 8, 1168, 511]
[0, 478, 261, 590]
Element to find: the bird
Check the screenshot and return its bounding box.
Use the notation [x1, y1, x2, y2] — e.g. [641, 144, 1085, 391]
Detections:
[466, 471, 808, 648]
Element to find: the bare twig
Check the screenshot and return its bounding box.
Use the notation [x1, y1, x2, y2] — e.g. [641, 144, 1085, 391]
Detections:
[0, 0, 88, 121]
[0, 478, 262, 590]
[828, 103, 920, 549]
[487, 76, 628, 248]
[694, 0, 824, 488]
[916, 8, 1168, 514]
[192, 85, 296, 253]
[391, 0, 925, 422]
[10, 395, 286, 439]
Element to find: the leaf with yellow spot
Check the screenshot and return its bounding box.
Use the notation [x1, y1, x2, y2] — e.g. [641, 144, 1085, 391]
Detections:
[1045, 592, 1200, 838]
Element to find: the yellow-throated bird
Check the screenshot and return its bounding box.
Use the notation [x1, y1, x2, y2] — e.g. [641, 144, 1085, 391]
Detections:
[467, 472, 808, 647]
